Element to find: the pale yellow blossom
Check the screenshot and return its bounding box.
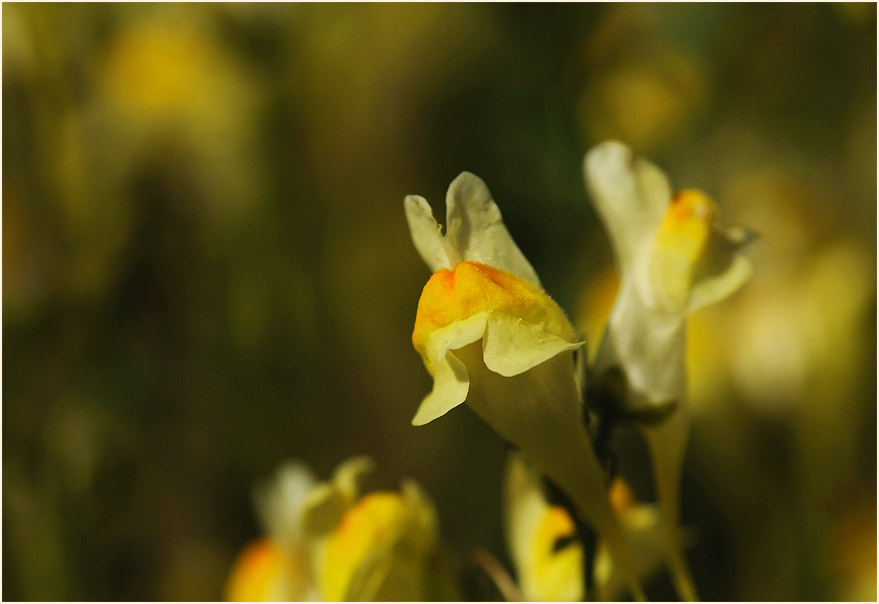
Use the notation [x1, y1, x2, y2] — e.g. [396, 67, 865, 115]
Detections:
[224, 457, 449, 602]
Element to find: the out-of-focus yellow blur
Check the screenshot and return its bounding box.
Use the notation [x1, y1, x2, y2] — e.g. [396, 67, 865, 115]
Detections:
[3, 3, 875, 601]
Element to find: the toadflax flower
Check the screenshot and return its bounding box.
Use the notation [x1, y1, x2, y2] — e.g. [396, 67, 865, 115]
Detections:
[225, 456, 453, 602]
[584, 140, 753, 601]
[504, 453, 584, 602]
[405, 173, 643, 599]
[503, 452, 673, 602]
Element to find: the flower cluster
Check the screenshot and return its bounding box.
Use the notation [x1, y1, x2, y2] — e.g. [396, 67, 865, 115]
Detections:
[404, 140, 751, 601]
[226, 140, 752, 602]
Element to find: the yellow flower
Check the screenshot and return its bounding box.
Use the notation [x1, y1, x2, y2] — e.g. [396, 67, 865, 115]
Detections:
[224, 457, 449, 602]
[405, 173, 643, 600]
[583, 141, 753, 601]
[504, 453, 674, 603]
[584, 141, 753, 413]
[504, 454, 584, 602]
[319, 481, 441, 601]
[405, 173, 580, 426]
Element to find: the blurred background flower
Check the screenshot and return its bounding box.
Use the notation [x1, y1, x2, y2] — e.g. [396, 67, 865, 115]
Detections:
[3, 3, 875, 601]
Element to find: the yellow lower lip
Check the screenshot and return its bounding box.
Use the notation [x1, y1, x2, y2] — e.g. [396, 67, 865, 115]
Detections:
[531, 505, 584, 601]
[651, 189, 717, 309]
[656, 189, 715, 261]
[412, 261, 574, 358]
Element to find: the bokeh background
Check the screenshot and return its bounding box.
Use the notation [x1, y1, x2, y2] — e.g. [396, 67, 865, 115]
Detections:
[3, 3, 876, 601]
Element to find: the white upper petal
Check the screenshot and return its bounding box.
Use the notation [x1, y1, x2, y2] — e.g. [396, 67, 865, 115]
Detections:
[404, 194, 454, 272]
[596, 280, 687, 407]
[253, 460, 318, 547]
[445, 172, 542, 287]
[584, 141, 671, 278]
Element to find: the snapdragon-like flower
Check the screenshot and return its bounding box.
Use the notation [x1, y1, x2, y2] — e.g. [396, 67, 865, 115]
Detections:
[504, 453, 584, 602]
[405, 173, 642, 599]
[584, 141, 752, 414]
[504, 453, 671, 603]
[310, 467, 444, 601]
[225, 457, 449, 602]
[584, 140, 753, 601]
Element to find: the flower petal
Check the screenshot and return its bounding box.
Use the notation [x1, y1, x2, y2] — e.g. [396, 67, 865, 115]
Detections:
[504, 453, 546, 587]
[687, 227, 754, 312]
[404, 194, 454, 272]
[594, 504, 668, 602]
[584, 141, 671, 277]
[483, 313, 583, 377]
[689, 254, 752, 313]
[300, 482, 350, 539]
[224, 539, 304, 602]
[411, 351, 470, 426]
[397, 480, 440, 558]
[331, 456, 376, 504]
[504, 453, 585, 602]
[463, 351, 600, 521]
[254, 460, 318, 547]
[322, 492, 406, 601]
[597, 281, 687, 409]
[445, 172, 542, 287]
[649, 190, 717, 312]
[412, 312, 489, 426]
[463, 348, 644, 599]
[328, 483, 440, 602]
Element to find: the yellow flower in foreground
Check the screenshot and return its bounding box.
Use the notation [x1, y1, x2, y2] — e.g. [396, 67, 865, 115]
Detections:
[406, 173, 643, 599]
[406, 173, 579, 427]
[583, 140, 753, 601]
[225, 457, 449, 602]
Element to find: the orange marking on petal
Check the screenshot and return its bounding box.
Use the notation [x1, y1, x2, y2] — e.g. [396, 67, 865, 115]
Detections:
[224, 539, 291, 602]
[651, 189, 718, 308]
[412, 261, 573, 357]
[609, 476, 636, 517]
[532, 505, 584, 601]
